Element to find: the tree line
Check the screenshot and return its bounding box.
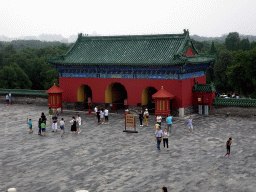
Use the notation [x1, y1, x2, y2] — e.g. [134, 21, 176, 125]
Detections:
[0, 32, 256, 97]
[0, 42, 71, 90]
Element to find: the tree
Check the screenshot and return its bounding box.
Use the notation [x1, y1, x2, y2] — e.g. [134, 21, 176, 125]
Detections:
[0, 62, 32, 89]
[225, 32, 240, 51]
[40, 63, 59, 90]
[209, 41, 217, 54]
[214, 51, 233, 92]
[251, 41, 256, 49]
[226, 49, 256, 97]
[240, 38, 250, 50]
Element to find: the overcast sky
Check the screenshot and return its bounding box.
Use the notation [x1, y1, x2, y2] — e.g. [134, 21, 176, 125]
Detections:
[1, 0, 256, 38]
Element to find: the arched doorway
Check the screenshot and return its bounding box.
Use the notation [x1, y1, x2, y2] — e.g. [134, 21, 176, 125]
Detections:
[105, 82, 127, 109]
[77, 85, 92, 110]
[142, 86, 157, 112]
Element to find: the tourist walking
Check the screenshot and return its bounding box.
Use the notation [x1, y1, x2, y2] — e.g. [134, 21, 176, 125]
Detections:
[8, 91, 11, 105]
[41, 121, 46, 136]
[154, 126, 163, 150]
[188, 116, 193, 132]
[6, 94, 9, 105]
[166, 114, 173, 133]
[162, 186, 168, 192]
[139, 110, 143, 126]
[100, 108, 104, 124]
[76, 115, 81, 133]
[51, 113, 58, 132]
[224, 137, 232, 159]
[163, 128, 169, 150]
[154, 122, 160, 130]
[156, 114, 162, 126]
[49, 107, 53, 121]
[144, 109, 149, 126]
[60, 118, 65, 137]
[41, 112, 47, 126]
[27, 119, 33, 133]
[104, 108, 109, 124]
[96, 107, 100, 125]
[94, 106, 98, 122]
[38, 118, 42, 135]
[70, 116, 77, 134]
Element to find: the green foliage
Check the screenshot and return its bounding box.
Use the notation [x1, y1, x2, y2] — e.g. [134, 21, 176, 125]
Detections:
[240, 38, 251, 50]
[191, 40, 210, 53]
[0, 41, 67, 90]
[251, 41, 256, 49]
[225, 32, 240, 51]
[226, 49, 256, 97]
[214, 51, 233, 92]
[0, 62, 32, 89]
[209, 41, 217, 54]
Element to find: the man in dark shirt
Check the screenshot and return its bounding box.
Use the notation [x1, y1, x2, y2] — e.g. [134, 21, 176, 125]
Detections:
[51, 114, 58, 132]
[224, 137, 232, 159]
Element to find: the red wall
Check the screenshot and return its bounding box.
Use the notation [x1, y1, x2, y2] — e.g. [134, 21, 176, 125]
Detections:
[59, 76, 206, 108]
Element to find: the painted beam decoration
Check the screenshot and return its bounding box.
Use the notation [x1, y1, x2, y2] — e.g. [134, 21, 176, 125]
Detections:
[57, 66, 207, 80]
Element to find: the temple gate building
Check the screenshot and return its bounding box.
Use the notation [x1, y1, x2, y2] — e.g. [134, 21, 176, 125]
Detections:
[48, 30, 215, 117]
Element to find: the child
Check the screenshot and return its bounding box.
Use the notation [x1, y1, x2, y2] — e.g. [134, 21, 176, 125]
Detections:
[76, 115, 81, 134]
[60, 118, 65, 137]
[100, 108, 104, 124]
[154, 123, 160, 130]
[188, 116, 193, 132]
[163, 128, 169, 150]
[38, 118, 42, 135]
[104, 108, 109, 124]
[224, 137, 232, 159]
[41, 121, 46, 136]
[27, 119, 33, 133]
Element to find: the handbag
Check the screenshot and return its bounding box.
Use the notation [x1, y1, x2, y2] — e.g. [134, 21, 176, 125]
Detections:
[158, 138, 162, 141]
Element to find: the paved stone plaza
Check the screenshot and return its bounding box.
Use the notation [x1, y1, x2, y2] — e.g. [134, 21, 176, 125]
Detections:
[0, 104, 256, 192]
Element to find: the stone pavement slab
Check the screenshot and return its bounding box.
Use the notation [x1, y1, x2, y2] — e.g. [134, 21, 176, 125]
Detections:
[0, 104, 256, 192]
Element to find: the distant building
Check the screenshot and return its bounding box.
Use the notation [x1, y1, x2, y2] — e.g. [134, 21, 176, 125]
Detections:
[48, 30, 216, 116]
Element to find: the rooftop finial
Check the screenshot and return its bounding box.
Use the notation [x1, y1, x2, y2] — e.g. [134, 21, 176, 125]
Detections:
[54, 83, 56, 86]
[161, 86, 163, 89]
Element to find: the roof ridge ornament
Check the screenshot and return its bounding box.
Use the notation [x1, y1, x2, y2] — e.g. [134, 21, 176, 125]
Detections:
[183, 29, 189, 35]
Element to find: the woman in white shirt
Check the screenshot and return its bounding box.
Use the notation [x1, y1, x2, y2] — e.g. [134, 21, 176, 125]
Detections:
[76, 115, 82, 134]
[163, 128, 169, 150]
[104, 108, 109, 124]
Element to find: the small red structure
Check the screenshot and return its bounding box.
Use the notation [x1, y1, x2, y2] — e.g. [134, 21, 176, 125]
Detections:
[152, 86, 175, 120]
[46, 83, 63, 112]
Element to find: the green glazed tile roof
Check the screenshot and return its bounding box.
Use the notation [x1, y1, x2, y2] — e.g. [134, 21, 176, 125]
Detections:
[193, 82, 215, 92]
[48, 32, 215, 66]
[213, 97, 256, 107]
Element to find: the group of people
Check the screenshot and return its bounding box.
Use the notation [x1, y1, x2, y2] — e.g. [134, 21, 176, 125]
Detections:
[27, 107, 82, 137]
[154, 115, 193, 151]
[94, 106, 109, 125]
[5, 92, 11, 105]
[138, 108, 149, 126]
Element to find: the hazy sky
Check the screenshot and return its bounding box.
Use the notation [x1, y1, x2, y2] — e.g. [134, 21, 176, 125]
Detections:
[1, 0, 256, 38]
